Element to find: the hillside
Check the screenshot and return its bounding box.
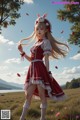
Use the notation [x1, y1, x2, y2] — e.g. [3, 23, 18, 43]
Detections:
[0, 79, 23, 90]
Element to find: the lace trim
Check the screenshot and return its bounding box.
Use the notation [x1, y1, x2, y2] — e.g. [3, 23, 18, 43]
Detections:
[24, 79, 67, 101]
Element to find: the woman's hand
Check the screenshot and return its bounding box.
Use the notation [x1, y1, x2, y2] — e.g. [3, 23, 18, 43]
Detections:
[18, 44, 23, 53]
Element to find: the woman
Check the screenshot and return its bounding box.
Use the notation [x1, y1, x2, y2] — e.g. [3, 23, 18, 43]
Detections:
[18, 14, 69, 120]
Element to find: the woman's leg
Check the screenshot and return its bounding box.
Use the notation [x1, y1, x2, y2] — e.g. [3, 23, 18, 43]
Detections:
[37, 85, 47, 120]
[20, 84, 36, 120]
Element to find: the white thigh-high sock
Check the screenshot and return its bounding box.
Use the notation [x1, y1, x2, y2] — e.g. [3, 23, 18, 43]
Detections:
[20, 100, 30, 120]
[40, 103, 47, 120]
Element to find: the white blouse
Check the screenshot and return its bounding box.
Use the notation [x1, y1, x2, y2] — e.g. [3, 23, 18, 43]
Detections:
[41, 39, 52, 56]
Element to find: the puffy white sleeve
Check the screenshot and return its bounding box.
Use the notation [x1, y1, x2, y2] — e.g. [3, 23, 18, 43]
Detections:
[42, 39, 52, 56]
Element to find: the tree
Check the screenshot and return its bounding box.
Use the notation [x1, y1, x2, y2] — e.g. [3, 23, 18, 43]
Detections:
[57, 0, 80, 47]
[65, 78, 80, 89]
[0, 0, 24, 31]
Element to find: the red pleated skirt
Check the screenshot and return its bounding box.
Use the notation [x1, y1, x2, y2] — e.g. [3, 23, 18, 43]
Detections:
[24, 61, 67, 101]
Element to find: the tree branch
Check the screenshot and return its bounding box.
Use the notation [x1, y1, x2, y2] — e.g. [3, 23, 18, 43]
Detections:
[0, 0, 4, 24]
[1, 15, 9, 23]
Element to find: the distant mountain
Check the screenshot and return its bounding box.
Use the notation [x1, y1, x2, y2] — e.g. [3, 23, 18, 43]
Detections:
[8, 82, 24, 88]
[0, 79, 9, 85]
[0, 78, 23, 90]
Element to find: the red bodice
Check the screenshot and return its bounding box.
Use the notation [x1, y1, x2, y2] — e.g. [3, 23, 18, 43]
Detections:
[30, 45, 44, 60]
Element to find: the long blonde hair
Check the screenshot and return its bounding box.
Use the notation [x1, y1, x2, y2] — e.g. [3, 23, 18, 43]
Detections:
[19, 20, 69, 59]
[19, 32, 35, 46]
[47, 32, 69, 59]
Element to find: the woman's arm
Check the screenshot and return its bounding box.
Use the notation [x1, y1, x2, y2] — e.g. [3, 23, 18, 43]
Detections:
[44, 54, 53, 78]
[44, 54, 49, 71]
[18, 44, 31, 62]
[21, 52, 31, 62]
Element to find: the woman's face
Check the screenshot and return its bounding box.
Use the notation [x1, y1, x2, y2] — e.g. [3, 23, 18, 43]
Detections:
[35, 23, 46, 39]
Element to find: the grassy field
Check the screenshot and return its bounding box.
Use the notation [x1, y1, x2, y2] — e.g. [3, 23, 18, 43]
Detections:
[0, 88, 80, 120]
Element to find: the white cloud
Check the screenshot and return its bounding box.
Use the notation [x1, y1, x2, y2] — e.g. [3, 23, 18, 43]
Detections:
[5, 71, 26, 83]
[63, 67, 69, 70]
[70, 53, 80, 60]
[16, 71, 27, 76]
[0, 66, 8, 71]
[0, 72, 24, 84]
[5, 58, 21, 64]
[6, 72, 14, 77]
[17, 66, 29, 76]
[62, 66, 80, 74]
[8, 41, 15, 45]
[24, 66, 29, 70]
[24, 0, 33, 4]
[0, 35, 9, 43]
[0, 65, 29, 84]
[8, 48, 12, 51]
[52, 66, 80, 85]
[0, 35, 15, 46]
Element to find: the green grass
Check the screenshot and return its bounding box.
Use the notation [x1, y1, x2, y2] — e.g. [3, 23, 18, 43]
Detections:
[0, 88, 80, 120]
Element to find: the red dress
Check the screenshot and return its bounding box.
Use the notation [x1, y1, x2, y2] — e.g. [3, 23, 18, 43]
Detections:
[24, 39, 67, 101]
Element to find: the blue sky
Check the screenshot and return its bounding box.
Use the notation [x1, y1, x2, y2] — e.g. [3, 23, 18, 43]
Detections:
[0, 0, 80, 85]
